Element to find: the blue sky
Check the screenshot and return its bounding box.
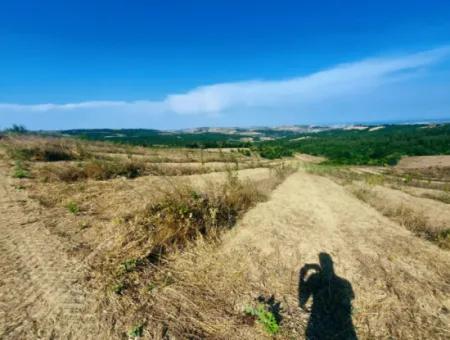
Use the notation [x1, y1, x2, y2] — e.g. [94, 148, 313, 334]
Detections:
[1, 1, 450, 130]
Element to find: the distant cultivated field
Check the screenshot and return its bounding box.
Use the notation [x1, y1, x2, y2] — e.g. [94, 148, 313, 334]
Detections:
[396, 155, 450, 169]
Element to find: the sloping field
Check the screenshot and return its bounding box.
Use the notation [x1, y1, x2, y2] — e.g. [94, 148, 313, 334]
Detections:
[396, 155, 450, 169]
[1, 137, 449, 339]
[145, 171, 449, 338]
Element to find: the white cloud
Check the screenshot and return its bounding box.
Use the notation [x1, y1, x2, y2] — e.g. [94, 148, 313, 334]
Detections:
[0, 46, 449, 118]
[165, 46, 450, 114]
[0, 100, 165, 112]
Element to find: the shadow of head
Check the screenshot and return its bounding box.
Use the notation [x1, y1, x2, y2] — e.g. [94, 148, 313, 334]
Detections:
[319, 252, 334, 280]
[299, 252, 357, 339]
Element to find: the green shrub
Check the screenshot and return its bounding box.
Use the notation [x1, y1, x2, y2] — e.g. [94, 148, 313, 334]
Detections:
[245, 304, 280, 335]
[258, 145, 293, 159]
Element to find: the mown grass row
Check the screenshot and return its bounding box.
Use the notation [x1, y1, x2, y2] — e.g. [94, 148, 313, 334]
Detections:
[99, 165, 296, 337]
[304, 163, 450, 249]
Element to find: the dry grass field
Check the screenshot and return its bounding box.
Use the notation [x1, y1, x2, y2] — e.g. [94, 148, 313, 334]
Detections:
[1, 136, 449, 339]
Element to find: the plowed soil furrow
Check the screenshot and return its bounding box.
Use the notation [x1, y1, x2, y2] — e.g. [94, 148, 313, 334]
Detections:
[0, 167, 99, 339]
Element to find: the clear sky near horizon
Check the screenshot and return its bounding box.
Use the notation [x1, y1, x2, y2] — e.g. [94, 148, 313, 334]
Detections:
[1, 1, 450, 130]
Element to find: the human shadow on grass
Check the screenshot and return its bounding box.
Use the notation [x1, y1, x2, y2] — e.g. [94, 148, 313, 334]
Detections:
[298, 252, 357, 340]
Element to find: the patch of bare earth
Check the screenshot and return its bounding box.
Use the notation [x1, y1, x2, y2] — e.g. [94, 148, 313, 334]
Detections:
[0, 162, 102, 339]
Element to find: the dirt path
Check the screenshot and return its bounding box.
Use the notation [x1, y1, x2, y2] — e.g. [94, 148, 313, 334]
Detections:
[214, 170, 450, 338]
[0, 164, 99, 339]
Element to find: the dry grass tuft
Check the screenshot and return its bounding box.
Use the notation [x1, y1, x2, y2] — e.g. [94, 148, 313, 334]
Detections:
[385, 205, 450, 249]
[102, 171, 268, 267]
[3, 135, 90, 162]
[37, 159, 146, 181]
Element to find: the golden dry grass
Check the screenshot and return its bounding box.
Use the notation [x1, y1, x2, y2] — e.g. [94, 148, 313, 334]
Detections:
[1, 135, 298, 338]
[2, 135, 449, 339]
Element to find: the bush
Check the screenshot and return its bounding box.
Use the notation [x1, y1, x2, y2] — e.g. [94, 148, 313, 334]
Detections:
[130, 173, 264, 263]
[245, 304, 280, 335]
[258, 145, 293, 159]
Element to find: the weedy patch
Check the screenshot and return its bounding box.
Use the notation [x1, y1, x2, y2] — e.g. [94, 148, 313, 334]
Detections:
[111, 172, 267, 265]
[6, 140, 78, 162]
[128, 323, 144, 338]
[244, 295, 282, 335]
[112, 281, 126, 295]
[120, 258, 143, 273]
[36, 159, 147, 182]
[13, 161, 29, 178]
[145, 274, 174, 294]
[244, 304, 280, 335]
[66, 201, 80, 214]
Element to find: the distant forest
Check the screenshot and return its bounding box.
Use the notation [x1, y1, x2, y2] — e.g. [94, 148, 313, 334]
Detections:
[3, 123, 450, 166]
[62, 129, 252, 148]
[257, 124, 450, 165]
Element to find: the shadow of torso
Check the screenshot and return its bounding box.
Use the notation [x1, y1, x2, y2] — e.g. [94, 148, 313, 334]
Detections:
[299, 264, 357, 339]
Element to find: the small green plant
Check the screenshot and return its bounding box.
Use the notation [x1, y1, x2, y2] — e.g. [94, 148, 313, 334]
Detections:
[128, 324, 144, 338]
[245, 304, 280, 335]
[112, 281, 126, 295]
[13, 161, 29, 178]
[13, 167, 28, 178]
[66, 201, 80, 214]
[146, 282, 157, 293]
[121, 258, 142, 273]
